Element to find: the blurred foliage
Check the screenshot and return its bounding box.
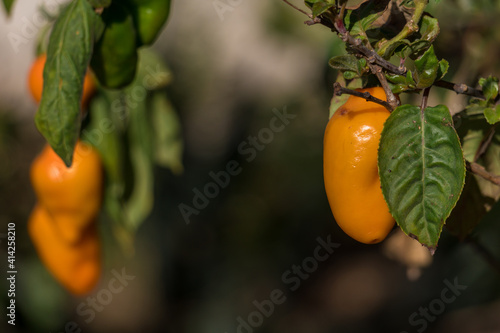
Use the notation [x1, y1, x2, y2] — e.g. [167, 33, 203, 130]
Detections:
[83, 48, 182, 254]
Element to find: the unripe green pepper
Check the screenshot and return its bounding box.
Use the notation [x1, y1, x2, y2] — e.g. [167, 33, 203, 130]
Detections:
[91, 3, 138, 89]
[124, 0, 172, 46]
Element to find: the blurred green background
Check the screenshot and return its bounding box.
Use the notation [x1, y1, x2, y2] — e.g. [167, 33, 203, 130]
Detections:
[1, 0, 500, 332]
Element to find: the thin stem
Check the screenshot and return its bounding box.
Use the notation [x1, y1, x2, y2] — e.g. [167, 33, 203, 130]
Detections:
[333, 82, 393, 111]
[333, 1, 347, 34]
[421, 87, 431, 110]
[282, 0, 496, 103]
[466, 161, 500, 186]
[343, 33, 407, 74]
[434, 80, 486, 100]
[281, 0, 313, 19]
[368, 63, 398, 110]
[465, 236, 500, 276]
[474, 126, 497, 162]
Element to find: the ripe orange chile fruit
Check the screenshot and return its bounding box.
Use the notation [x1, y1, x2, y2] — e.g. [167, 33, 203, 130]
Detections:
[30, 142, 103, 244]
[323, 87, 395, 244]
[28, 54, 96, 108]
[28, 204, 100, 295]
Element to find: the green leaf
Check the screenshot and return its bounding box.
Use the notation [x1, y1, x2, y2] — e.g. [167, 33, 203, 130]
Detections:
[150, 93, 183, 174]
[2, 0, 14, 15]
[386, 74, 409, 94]
[385, 72, 417, 94]
[87, 0, 112, 8]
[386, 74, 407, 85]
[311, 1, 334, 17]
[406, 71, 416, 87]
[378, 104, 466, 250]
[479, 76, 499, 102]
[419, 14, 440, 43]
[349, 10, 385, 40]
[436, 59, 449, 80]
[357, 57, 367, 73]
[304, 0, 335, 17]
[413, 45, 439, 89]
[344, 0, 390, 34]
[35, 0, 104, 166]
[304, 0, 324, 4]
[328, 54, 359, 72]
[466, 103, 488, 117]
[484, 106, 500, 125]
[395, 40, 432, 60]
[387, 83, 408, 94]
[343, 71, 357, 80]
[305, 0, 334, 6]
[329, 55, 368, 79]
[380, 40, 409, 60]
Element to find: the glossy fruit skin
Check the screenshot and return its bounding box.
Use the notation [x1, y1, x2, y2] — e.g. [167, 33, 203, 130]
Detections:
[323, 87, 395, 244]
[90, 3, 138, 89]
[28, 204, 100, 295]
[124, 0, 171, 46]
[28, 54, 96, 108]
[129, 0, 171, 46]
[30, 141, 103, 244]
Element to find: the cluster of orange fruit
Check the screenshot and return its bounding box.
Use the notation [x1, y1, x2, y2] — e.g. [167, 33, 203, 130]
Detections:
[28, 54, 103, 295]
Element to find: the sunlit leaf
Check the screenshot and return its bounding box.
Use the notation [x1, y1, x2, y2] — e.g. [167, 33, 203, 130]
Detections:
[436, 59, 449, 80]
[413, 45, 439, 89]
[484, 106, 500, 125]
[479, 76, 499, 102]
[419, 14, 440, 43]
[379, 104, 466, 250]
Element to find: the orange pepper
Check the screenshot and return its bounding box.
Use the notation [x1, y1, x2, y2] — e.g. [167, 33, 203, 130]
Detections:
[30, 141, 103, 244]
[28, 204, 100, 295]
[323, 87, 395, 244]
